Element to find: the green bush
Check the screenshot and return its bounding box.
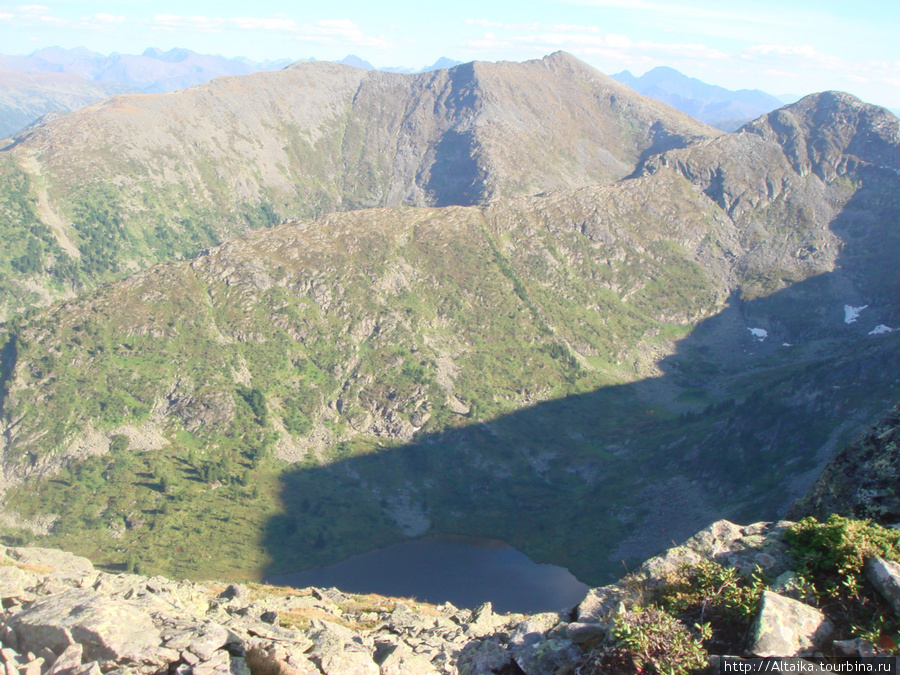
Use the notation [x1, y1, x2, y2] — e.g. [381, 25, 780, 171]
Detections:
[660, 559, 766, 621]
[786, 515, 900, 652]
[581, 606, 708, 675]
[109, 434, 130, 454]
[786, 515, 900, 577]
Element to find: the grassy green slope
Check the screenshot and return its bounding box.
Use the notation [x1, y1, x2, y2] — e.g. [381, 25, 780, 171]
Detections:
[2, 164, 899, 584]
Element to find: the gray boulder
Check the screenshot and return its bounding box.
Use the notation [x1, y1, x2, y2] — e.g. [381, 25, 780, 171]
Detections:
[456, 639, 511, 675]
[3, 548, 95, 575]
[8, 588, 178, 668]
[749, 591, 833, 657]
[640, 520, 794, 583]
[307, 620, 377, 675]
[512, 638, 583, 675]
[565, 621, 607, 645]
[865, 557, 900, 614]
[159, 621, 230, 660]
[0, 566, 33, 603]
[508, 613, 561, 649]
[46, 643, 84, 674]
[576, 585, 633, 623]
[378, 643, 439, 674]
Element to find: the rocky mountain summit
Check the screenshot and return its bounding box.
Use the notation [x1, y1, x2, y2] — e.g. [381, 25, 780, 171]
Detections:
[2, 516, 898, 674]
[0, 51, 717, 317]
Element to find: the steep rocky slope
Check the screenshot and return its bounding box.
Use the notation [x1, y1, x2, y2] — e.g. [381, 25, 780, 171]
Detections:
[790, 401, 900, 523]
[0, 51, 717, 318]
[641, 92, 900, 311]
[0, 69, 135, 139]
[1, 88, 899, 585]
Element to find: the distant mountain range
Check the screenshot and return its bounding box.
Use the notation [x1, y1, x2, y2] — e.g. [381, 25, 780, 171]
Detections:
[338, 55, 463, 73]
[0, 69, 136, 138]
[0, 48, 465, 138]
[2, 46, 895, 141]
[612, 66, 786, 131]
[0, 46, 292, 93]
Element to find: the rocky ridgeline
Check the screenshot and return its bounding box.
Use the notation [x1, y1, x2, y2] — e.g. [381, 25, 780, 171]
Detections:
[2, 520, 900, 674]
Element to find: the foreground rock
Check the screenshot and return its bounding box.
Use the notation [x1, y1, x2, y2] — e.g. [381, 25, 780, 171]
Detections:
[748, 591, 833, 657]
[0, 544, 565, 675]
[2, 519, 898, 673]
[865, 557, 900, 615]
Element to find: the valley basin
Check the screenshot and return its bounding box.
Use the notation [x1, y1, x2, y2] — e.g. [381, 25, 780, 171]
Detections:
[264, 533, 590, 614]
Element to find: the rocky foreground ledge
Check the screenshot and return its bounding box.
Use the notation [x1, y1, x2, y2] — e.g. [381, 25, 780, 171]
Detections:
[2, 520, 900, 674]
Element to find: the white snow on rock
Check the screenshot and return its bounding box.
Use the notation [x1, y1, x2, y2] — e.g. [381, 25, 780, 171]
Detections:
[844, 305, 869, 324]
[748, 328, 768, 341]
[869, 325, 895, 335]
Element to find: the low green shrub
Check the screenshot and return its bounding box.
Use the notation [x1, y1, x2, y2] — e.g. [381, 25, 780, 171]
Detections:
[786, 515, 900, 653]
[580, 606, 708, 675]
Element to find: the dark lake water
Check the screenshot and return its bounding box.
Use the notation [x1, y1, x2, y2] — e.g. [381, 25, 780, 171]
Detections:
[264, 534, 590, 614]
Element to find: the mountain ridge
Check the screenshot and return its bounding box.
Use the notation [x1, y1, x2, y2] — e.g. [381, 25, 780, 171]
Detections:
[0, 51, 718, 319]
[2, 87, 899, 583]
[0, 52, 899, 597]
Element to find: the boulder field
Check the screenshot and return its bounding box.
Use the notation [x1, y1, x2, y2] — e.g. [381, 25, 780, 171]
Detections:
[1, 520, 899, 674]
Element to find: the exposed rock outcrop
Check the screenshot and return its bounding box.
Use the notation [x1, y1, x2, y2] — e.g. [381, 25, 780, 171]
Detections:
[790, 402, 900, 525]
[3, 518, 898, 674]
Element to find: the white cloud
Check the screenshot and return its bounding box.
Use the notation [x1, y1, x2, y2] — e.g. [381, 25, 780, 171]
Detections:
[38, 14, 67, 26]
[294, 19, 394, 50]
[742, 42, 900, 93]
[636, 40, 727, 60]
[148, 14, 395, 51]
[152, 14, 226, 33]
[73, 13, 127, 30]
[462, 21, 726, 64]
[744, 43, 841, 69]
[554, 0, 792, 29]
[93, 14, 125, 24]
[233, 17, 299, 31]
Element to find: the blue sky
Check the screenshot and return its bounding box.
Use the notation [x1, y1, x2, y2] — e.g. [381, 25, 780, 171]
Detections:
[2, 0, 899, 109]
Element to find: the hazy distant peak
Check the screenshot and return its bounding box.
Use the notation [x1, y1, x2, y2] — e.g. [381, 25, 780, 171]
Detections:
[541, 50, 584, 68]
[338, 55, 376, 70]
[423, 57, 462, 72]
[771, 90, 884, 120]
[612, 65, 784, 129]
[143, 47, 193, 63]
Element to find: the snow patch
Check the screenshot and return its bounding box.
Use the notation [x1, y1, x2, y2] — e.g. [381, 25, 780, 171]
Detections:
[748, 328, 768, 341]
[844, 304, 868, 324]
[869, 325, 895, 335]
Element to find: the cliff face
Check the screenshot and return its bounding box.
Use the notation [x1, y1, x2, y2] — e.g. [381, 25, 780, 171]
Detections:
[790, 402, 900, 524]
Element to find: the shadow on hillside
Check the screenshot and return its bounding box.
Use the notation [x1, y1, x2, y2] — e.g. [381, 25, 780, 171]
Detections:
[422, 63, 486, 208]
[260, 165, 900, 588]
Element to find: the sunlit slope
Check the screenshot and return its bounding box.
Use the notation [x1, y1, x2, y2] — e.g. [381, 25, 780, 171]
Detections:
[2, 132, 898, 581]
[0, 52, 717, 318]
